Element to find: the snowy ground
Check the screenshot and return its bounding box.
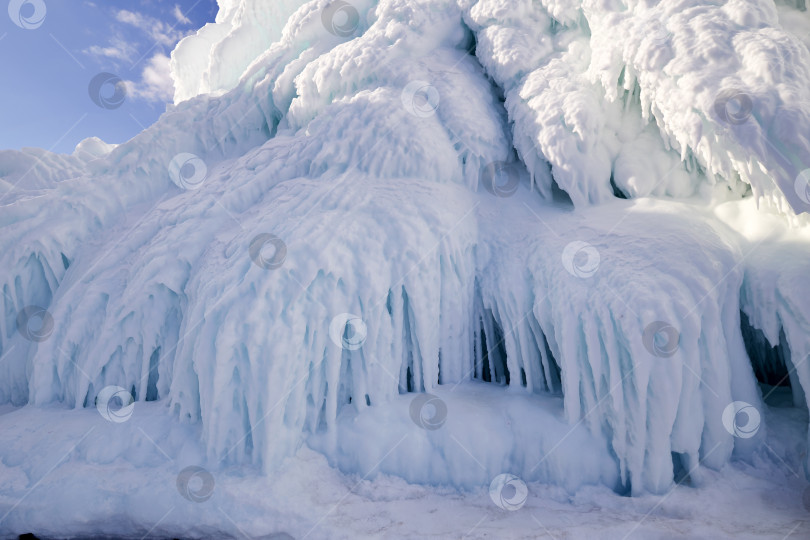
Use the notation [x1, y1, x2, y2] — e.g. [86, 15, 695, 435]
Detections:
[0, 384, 808, 540]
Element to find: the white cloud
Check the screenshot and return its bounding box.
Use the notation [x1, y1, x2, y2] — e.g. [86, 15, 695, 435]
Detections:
[84, 7, 196, 73]
[83, 35, 138, 62]
[173, 5, 192, 25]
[115, 9, 188, 48]
[125, 53, 175, 103]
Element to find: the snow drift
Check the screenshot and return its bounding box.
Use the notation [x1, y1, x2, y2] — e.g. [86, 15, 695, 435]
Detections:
[1, 0, 810, 499]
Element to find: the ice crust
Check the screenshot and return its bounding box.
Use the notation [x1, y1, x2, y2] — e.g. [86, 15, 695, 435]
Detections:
[1, 0, 809, 499]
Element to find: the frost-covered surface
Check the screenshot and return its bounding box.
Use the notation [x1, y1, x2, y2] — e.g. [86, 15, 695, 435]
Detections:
[0, 139, 113, 197]
[462, 0, 810, 211]
[2, 0, 810, 536]
[170, 0, 313, 102]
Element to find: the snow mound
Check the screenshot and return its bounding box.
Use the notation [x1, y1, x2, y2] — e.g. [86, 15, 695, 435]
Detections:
[1, 0, 809, 503]
[170, 0, 810, 212]
[72, 136, 116, 161]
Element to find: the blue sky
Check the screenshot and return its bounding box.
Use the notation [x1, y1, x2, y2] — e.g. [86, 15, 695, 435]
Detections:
[0, 0, 219, 154]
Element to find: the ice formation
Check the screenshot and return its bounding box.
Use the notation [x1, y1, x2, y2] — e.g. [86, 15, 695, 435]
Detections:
[1, 0, 810, 503]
